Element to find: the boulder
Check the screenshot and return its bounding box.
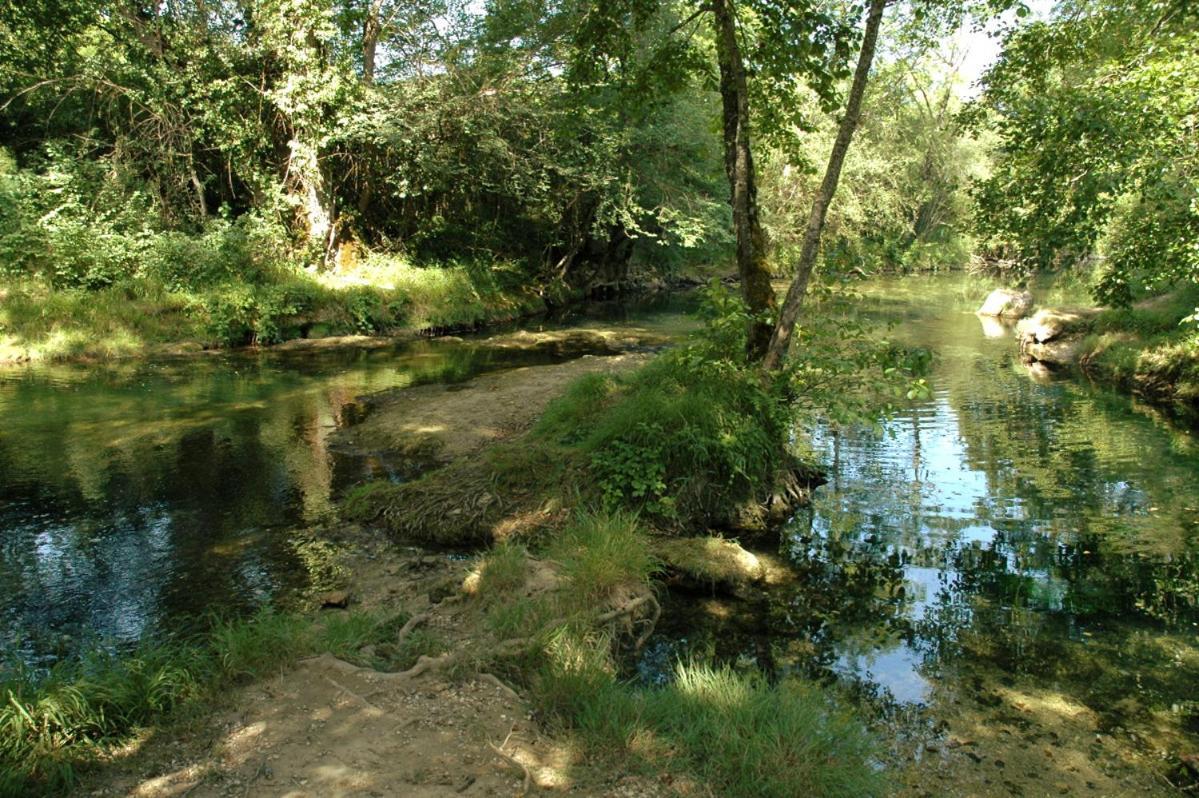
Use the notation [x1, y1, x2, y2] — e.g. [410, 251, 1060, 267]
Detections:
[1016, 307, 1101, 366]
[1016, 308, 1099, 344]
[320, 590, 352, 609]
[977, 288, 1034, 318]
[1022, 337, 1085, 366]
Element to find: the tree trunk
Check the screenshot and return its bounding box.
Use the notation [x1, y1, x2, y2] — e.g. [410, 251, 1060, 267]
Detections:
[289, 137, 336, 257]
[362, 0, 382, 85]
[712, 0, 777, 359]
[761, 0, 887, 372]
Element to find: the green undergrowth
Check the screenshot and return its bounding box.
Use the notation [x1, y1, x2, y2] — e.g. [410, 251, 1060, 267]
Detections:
[0, 254, 554, 364]
[464, 510, 885, 797]
[1078, 285, 1199, 405]
[0, 607, 438, 797]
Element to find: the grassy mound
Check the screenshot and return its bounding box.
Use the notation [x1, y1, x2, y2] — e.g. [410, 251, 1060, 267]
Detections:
[345, 345, 805, 545]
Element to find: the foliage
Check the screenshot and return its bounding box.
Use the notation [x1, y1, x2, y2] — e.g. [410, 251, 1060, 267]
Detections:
[761, 57, 988, 276]
[968, 0, 1199, 304]
[532, 292, 798, 524]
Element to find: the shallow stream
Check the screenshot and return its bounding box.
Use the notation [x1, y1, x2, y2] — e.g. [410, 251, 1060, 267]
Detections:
[647, 276, 1199, 793]
[0, 295, 694, 665]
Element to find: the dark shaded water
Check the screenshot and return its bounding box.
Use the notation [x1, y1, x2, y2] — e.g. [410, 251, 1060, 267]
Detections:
[0, 296, 695, 666]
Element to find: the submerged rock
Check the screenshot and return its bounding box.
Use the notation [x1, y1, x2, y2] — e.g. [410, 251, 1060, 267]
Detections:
[978, 288, 1034, 319]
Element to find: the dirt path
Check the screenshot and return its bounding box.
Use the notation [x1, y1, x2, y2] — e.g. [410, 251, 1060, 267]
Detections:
[333, 347, 650, 464]
[97, 657, 548, 797]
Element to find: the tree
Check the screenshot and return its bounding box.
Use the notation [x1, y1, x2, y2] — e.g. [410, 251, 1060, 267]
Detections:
[711, 0, 776, 356]
[968, 0, 1198, 306]
[763, 0, 887, 371]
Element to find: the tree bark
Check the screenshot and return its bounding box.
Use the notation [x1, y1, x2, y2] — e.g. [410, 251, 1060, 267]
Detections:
[363, 0, 382, 85]
[761, 0, 888, 372]
[712, 0, 777, 359]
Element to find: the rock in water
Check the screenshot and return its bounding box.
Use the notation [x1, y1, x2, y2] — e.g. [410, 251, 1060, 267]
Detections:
[977, 288, 1034, 318]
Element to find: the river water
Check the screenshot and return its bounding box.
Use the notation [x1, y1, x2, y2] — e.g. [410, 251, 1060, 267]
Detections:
[2, 276, 1196, 790]
[0, 295, 694, 666]
[646, 276, 1199, 793]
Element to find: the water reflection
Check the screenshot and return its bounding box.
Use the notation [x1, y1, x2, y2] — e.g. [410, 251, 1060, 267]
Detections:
[0, 295, 696, 666]
[651, 277, 1199, 777]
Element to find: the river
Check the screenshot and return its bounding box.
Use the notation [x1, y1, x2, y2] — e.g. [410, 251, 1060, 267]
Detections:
[2, 276, 1196, 792]
[0, 294, 695, 666]
[646, 275, 1199, 794]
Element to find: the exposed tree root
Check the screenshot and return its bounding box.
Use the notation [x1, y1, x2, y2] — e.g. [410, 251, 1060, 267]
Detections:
[489, 726, 534, 796]
[395, 611, 430, 647]
[477, 672, 522, 702]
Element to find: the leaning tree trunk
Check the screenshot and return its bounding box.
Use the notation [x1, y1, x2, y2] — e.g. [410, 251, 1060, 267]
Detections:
[712, 0, 777, 359]
[762, 0, 888, 371]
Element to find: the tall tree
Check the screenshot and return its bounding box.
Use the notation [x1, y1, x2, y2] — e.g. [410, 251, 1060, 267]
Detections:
[969, 0, 1198, 305]
[763, 0, 887, 371]
[711, 0, 776, 356]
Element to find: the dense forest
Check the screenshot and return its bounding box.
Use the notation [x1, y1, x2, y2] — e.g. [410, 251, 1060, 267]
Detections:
[2, 0, 1196, 365]
[2, 0, 1188, 366]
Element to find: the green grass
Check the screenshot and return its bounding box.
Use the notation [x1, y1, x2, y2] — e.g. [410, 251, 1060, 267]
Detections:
[0, 607, 423, 797]
[544, 662, 886, 798]
[1076, 284, 1199, 405]
[335, 297, 885, 795]
[527, 628, 885, 797]
[545, 510, 660, 604]
[0, 249, 556, 364]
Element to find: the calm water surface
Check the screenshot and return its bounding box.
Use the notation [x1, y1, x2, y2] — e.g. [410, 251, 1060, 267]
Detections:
[647, 276, 1199, 788]
[0, 296, 694, 665]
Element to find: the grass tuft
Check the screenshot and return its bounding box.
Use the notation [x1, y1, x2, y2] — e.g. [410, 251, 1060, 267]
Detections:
[0, 607, 421, 796]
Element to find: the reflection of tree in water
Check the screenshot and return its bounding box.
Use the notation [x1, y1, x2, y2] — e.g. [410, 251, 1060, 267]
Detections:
[764, 313, 1199, 736]
[1, 329, 650, 666]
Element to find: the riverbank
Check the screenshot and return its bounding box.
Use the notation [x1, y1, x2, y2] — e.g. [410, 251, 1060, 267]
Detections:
[0, 251, 725, 367]
[0, 259, 563, 365]
[3, 309, 887, 797]
[1015, 284, 1199, 412]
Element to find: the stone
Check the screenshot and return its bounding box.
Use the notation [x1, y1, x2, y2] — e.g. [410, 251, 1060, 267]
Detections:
[978, 288, 1034, 318]
[319, 590, 351, 609]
